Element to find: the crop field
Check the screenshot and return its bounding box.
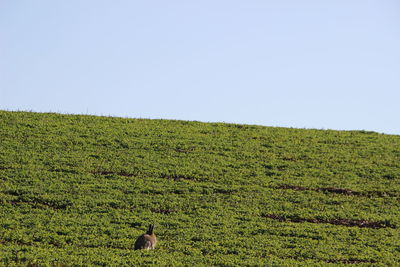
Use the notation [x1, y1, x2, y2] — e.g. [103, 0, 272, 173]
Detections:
[0, 110, 399, 266]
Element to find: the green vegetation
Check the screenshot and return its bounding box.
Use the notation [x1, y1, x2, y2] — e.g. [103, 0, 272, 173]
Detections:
[1, 110, 399, 266]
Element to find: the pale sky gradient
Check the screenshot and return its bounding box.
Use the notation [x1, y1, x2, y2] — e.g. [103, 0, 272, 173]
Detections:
[1, 1, 399, 134]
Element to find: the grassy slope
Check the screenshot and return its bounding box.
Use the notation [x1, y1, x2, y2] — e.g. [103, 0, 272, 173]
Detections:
[0, 110, 399, 266]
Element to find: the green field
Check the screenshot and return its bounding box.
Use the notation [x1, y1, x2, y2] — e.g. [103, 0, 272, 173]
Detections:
[0, 110, 399, 266]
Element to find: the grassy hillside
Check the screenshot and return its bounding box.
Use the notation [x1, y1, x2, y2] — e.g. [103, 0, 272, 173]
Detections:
[0, 110, 399, 266]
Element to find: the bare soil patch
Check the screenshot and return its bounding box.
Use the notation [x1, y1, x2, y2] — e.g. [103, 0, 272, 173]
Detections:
[325, 258, 376, 264]
[91, 170, 135, 177]
[262, 214, 396, 229]
[276, 184, 398, 197]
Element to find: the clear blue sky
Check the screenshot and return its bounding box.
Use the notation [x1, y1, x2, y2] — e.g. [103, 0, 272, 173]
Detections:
[1, 1, 399, 134]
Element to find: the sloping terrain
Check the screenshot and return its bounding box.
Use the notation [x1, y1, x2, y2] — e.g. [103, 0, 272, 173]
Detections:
[0, 110, 399, 265]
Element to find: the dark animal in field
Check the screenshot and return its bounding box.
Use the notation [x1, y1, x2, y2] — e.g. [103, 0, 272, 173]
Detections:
[134, 224, 157, 250]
